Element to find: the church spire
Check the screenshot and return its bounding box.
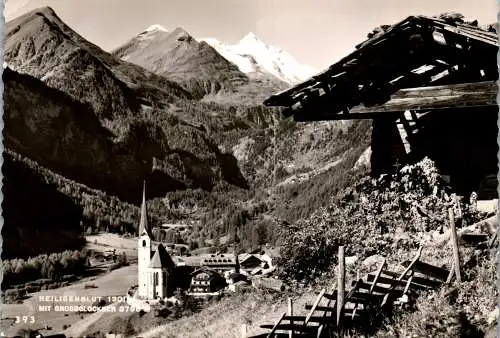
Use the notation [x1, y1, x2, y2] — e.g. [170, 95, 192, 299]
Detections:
[139, 181, 149, 236]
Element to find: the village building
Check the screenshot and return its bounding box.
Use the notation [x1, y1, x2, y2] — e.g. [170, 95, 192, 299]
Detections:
[200, 253, 238, 274]
[264, 15, 498, 200]
[188, 268, 227, 294]
[239, 254, 268, 271]
[137, 183, 176, 300]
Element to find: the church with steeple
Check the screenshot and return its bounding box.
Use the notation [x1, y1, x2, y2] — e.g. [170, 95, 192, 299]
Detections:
[137, 182, 175, 300]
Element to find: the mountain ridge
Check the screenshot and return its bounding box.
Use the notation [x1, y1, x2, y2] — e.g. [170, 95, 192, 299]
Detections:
[112, 26, 251, 99]
[5, 6, 192, 119]
[3, 6, 372, 263]
[200, 32, 317, 85]
[3, 19, 250, 203]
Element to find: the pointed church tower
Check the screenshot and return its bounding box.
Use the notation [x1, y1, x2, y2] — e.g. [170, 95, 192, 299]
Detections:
[137, 181, 152, 298]
[138, 181, 150, 237]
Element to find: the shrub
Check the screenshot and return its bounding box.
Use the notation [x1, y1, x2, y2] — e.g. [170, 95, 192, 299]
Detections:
[277, 158, 481, 283]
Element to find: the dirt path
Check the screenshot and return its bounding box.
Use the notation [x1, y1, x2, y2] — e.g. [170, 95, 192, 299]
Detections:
[136, 289, 322, 338]
[62, 302, 121, 337]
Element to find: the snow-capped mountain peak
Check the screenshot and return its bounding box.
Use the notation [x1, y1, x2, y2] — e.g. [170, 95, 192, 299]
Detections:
[145, 24, 168, 33]
[239, 32, 261, 44]
[200, 33, 317, 84]
[135, 24, 169, 41]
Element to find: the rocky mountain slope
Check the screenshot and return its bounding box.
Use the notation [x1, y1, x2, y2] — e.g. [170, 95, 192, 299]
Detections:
[3, 65, 249, 203]
[5, 6, 191, 119]
[3, 6, 372, 258]
[113, 26, 251, 98]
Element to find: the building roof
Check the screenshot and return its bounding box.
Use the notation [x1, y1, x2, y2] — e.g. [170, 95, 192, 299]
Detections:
[148, 243, 175, 269]
[239, 254, 264, 265]
[190, 267, 220, 278]
[201, 254, 236, 265]
[174, 253, 257, 267]
[263, 15, 498, 122]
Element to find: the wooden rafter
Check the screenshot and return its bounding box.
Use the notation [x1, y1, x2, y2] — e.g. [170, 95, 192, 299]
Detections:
[349, 80, 497, 114]
[264, 15, 498, 110]
[291, 81, 496, 121]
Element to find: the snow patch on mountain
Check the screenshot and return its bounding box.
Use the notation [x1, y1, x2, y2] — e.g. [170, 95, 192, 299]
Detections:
[145, 24, 168, 33]
[136, 24, 169, 41]
[200, 32, 317, 84]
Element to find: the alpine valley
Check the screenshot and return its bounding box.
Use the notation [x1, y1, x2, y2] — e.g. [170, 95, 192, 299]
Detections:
[2, 6, 371, 260]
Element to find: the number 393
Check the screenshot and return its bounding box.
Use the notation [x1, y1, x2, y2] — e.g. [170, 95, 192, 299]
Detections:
[15, 316, 35, 323]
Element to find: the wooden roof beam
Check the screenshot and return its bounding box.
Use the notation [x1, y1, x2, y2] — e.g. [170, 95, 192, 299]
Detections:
[287, 81, 497, 121]
[350, 80, 497, 113]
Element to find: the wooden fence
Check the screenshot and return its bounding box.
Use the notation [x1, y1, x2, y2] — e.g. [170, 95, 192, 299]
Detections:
[246, 209, 496, 338]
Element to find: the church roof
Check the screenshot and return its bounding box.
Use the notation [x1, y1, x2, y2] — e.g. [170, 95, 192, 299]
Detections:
[148, 243, 175, 269]
[138, 181, 152, 237]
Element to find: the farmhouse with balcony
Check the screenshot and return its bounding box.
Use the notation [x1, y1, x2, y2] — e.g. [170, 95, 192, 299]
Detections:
[189, 268, 227, 295]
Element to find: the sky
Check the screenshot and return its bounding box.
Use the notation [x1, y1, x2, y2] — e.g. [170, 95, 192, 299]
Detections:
[4, 0, 499, 71]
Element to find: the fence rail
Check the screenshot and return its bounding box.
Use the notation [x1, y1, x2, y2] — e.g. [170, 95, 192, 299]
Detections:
[246, 209, 495, 338]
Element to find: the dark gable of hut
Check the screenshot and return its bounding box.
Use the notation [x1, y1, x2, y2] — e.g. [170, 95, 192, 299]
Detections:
[264, 15, 498, 198]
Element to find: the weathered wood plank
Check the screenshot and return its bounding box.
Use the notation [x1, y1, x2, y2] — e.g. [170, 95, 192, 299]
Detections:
[354, 281, 406, 296]
[291, 81, 497, 121]
[337, 245, 345, 331]
[366, 274, 428, 290]
[304, 305, 362, 315]
[449, 208, 462, 283]
[461, 233, 489, 244]
[349, 81, 497, 114]
[437, 25, 499, 46]
[261, 324, 318, 334]
[446, 261, 455, 284]
[288, 298, 294, 338]
[370, 260, 387, 293]
[283, 316, 337, 325]
[318, 291, 385, 304]
[489, 231, 498, 248]
[381, 247, 423, 307]
[381, 270, 442, 287]
[400, 261, 450, 281]
[267, 313, 287, 338]
[403, 273, 414, 295]
[305, 289, 326, 325]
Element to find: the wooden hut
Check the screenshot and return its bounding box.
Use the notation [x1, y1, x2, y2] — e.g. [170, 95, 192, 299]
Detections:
[264, 15, 498, 198]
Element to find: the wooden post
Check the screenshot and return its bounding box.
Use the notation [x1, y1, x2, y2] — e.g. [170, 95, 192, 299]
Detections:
[488, 230, 498, 248]
[380, 246, 422, 308]
[448, 208, 462, 282]
[241, 324, 247, 338]
[337, 246, 345, 334]
[305, 289, 325, 324]
[288, 298, 294, 338]
[369, 259, 386, 294]
[446, 261, 455, 284]
[267, 313, 286, 338]
[455, 195, 463, 218]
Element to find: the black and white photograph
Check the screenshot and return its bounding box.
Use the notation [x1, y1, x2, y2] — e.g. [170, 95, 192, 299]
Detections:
[0, 0, 499, 337]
